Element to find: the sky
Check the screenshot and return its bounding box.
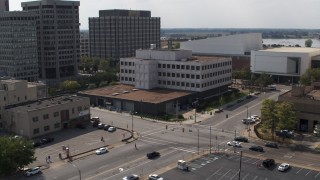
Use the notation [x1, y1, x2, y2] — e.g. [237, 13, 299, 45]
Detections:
[9, 0, 320, 30]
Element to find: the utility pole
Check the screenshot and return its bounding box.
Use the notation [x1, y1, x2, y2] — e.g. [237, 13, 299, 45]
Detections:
[131, 111, 134, 133]
[238, 151, 242, 180]
[210, 126, 212, 154]
[140, 99, 142, 118]
[194, 108, 197, 123]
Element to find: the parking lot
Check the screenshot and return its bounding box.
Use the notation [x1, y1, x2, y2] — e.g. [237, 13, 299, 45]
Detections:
[161, 153, 320, 180]
[30, 123, 130, 167]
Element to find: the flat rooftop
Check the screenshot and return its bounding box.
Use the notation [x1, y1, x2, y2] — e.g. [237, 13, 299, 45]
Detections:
[259, 47, 320, 53]
[124, 56, 229, 62]
[7, 95, 88, 113]
[79, 84, 192, 104]
[281, 89, 320, 101]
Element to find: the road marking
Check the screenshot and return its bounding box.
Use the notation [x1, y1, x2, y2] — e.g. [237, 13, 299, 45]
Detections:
[244, 158, 252, 162]
[296, 168, 303, 174]
[242, 173, 250, 180]
[205, 167, 223, 180]
[170, 147, 196, 153]
[252, 176, 258, 180]
[315, 172, 320, 178]
[305, 170, 312, 176]
[230, 170, 239, 179]
[218, 169, 231, 180]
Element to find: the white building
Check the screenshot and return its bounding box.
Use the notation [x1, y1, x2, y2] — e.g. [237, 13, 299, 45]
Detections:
[120, 49, 232, 94]
[251, 47, 320, 82]
[180, 33, 263, 56]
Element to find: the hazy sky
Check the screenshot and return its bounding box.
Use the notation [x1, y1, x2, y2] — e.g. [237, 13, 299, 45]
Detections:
[9, 0, 320, 30]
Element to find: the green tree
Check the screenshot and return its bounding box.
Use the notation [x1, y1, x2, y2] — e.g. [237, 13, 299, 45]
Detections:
[48, 88, 57, 96]
[231, 92, 236, 101]
[219, 96, 226, 106]
[98, 59, 109, 72]
[87, 83, 97, 89]
[260, 99, 277, 132]
[300, 68, 320, 85]
[0, 137, 36, 175]
[305, 39, 313, 47]
[60, 80, 80, 92]
[174, 42, 180, 49]
[275, 102, 297, 131]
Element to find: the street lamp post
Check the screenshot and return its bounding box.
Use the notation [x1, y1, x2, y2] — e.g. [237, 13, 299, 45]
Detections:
[131, 111, 134, 133]
[197, 128, 200, 155]
[238, 151, 243, 180]
[210, 126, 212, 154]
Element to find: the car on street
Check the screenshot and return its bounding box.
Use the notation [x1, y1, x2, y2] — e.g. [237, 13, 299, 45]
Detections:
[25, 167, 41, 177]
[278, 163, 290, 172]
[263, 159, 275, 168]
[249, 145, 264, 152]
[215, 108, 223, 113]
[108, 126, 116, 132]
[234, 136, 248, 142]
[104, 125, 111, 131]
[147, 151, 160, 159]
[40, 137, 54, 144]
[265, 142, 278, 148]
[123, 174, 139, 180]
[97, 123, 105, 129]
[242, 118, 255, 124]
[148, 174, 164, 180]
[227, 141, 242, 147]
[95, 147, 108, 155]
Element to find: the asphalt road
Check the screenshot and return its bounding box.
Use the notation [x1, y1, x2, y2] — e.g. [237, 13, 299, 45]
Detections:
[14, 86, 320, 180]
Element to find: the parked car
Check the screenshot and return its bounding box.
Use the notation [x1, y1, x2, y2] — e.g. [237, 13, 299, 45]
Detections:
[25, 167, 41, 177]
[147, 151, 160, 159]
[92, 121, 99, 127]
[265, 142, 278, 148]
[104, 125, 111, 131]
[262, 159, 275, 168]
[234, 136, 248, 142]
[95, 147, 108, 155]
[108, 126, 116, 132]
[276, 130, 294, 138]
[34, 137, 54, 147]
[227, 141, 242, 147]
[123, 174, 139, 180]
[249, 145, 264, 152]
[278, 163, 290, 172]
[215, 108, 223, 113]
[32, 141, 42, 147]
[97, 123, 105, 129]
[242, 118, 255, 124]
[148, 174, 164, 180]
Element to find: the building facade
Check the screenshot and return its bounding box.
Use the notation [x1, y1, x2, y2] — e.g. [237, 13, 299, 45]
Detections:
[0, 79, 47, 129]
[21, 0, 80, 83]
[278, 85, 320, 132]
[251, 47, 320, 83]
[120, 49, 232, 94]
[80, 32, 89, 57]
[0, 0, 9, 11]
[89, 9, 160, 64]
[5, 95, 90, 138]
[0, 11, 39, 82]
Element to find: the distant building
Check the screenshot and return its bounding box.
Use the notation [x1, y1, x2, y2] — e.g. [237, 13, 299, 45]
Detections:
[0, 79, 47, 129]
[80, 32, 89, 57]
[120, 49, 232, 97]
[89, 9, 160, 64]
[4, 95, 90, 138]
[279, 84, 320, 132]
[251, 47, 320, 83]
[0, 11, 39, 82]
[21, 0, 80, 85]
[0, 0, 9, 11]
[180, 33, 263, 56]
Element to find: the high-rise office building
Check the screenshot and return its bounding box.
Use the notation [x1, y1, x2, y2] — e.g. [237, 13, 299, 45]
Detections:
[89, 9, 160, 64]
[0, 0, 9, 11]
[0, 11, 39, 81]
[21, 0, 80, 84]
[80, 32, 89, 57]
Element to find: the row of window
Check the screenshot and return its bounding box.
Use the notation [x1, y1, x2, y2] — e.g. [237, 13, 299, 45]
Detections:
[158, 77, 231, 88]
[33, 123, 60, 134]
[32, 106, 83, 123]
[158, 69, 231, 78]
[158, 61, 231, 70]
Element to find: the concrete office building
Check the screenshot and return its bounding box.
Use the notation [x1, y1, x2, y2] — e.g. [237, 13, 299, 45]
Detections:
[0, 11, 39, 82]
[120, 49, 232, 97]
[89, 9, 160, 64]
[5, 95, 90, 138]
[0, 0, 9, 11]
[80, 32, 89, 57]
[279, 84, 320, 132]
[21, 0, 80, 84]
[0, 79, 47, 129]
[251, 47, 320, 83]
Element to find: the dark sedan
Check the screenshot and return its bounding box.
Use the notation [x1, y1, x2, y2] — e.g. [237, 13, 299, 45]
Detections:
[147, 151, 160, 159]
[249, 145, 264, 152]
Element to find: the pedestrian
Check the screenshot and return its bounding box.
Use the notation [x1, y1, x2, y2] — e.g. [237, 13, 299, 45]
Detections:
[48, 155, 51, 163]
[135, 143, 137, 150]
[101, 136, 104, 142]
[45, 156, 48, 163]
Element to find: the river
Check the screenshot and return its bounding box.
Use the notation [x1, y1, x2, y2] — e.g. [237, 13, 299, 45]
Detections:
[262, 38, 320, 48]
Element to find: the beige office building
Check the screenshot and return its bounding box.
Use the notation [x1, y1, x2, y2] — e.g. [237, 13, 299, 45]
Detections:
[5, 95, 90, 138]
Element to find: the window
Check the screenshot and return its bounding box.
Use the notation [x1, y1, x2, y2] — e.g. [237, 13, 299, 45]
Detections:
[72, 108, 75, 114]
[177, 65, 180, 69]
[44, 125, 50, 131]
[54, 112, 59, 117]
[158, 64, 161, 68]
[181, 82, 185, 86]
[186, 74, 190, 78]
[25, 96, 27, 100]
[3, 96, 6, 101]
[162, 72, 166, 76]
[181, 65, 185, 69]
[158, 72, 161, 76]
[182, 74, 185, 78]
[186, 65, 190, 70]
[167, 73, 171, 77]
[191, 66, 195, 70]
[43, 114, 49, 120]
[162, 64, 165, 68]
[177, 82, 180, 86]
[172, 64, 176, 69]
[167, 81, 171, 85]
[196, 84, 200, 88]
[177, 73, 180, 78]
[196, 66, 200, 70]
[54, 123, 60, 128]
[167, 64, 170, 68]
[33, 128, 39, 134]
[191, 83, 195, 87]
[186, 83, 190, 87]
[158, 80, 161, 84]
[191, 74, 195, 79]
[32, 117, 39, 122]
[77, 106, 82, 111]
[172, 73, 175, 77]
[172, 81, 175, 85]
